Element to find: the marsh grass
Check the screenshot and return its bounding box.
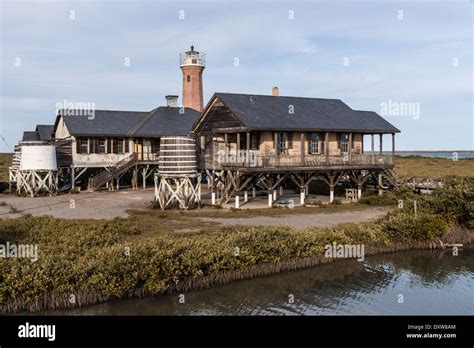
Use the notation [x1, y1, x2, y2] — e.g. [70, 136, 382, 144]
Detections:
[394, 156, 474, 179]
[0, 153, 12, 181]
[0, 173, 471, 313]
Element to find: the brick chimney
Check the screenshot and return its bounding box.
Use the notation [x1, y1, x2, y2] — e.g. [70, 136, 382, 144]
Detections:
[180, 45, 205, 112]
[272, 87, 280, 96]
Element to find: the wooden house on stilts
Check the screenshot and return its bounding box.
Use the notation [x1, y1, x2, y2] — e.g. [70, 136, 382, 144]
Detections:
[192, 89, 400, 208]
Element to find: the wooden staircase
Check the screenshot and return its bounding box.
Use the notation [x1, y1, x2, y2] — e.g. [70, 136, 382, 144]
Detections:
[384, 168, 400, 189]
[87, 153, 138, 192]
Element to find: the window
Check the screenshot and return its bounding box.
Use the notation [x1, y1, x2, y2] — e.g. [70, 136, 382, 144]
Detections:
[99, 138, 106, 153]
[115, 138, 124, 154]
[309, 133, 321, 154]
[277, 132, 287, 154]
[250, 132, 260, 150]
[152, 138, 160, 153]
[276, 132, 292, 154]
[187, 75, 190, 82]
[112, 138, 124, 154]
[79, 138, 88, 154]
[124, 139, 129, 153]
[287, 133, 293, 149]
[89, 138, 100, 154]
[338, 133, 349, 153]
[192, 59, 197, 64]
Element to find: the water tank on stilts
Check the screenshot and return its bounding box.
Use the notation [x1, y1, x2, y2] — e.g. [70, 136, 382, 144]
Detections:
[155, 136, 201, 210]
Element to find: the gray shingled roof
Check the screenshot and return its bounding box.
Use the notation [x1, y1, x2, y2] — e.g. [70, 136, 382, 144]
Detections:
[22, 131, 40, 141]
[57, 107, 199, 137]
[214, 93, 400, 133]
[35, 125, 54, 141]
[58, 110, 149, 136]
[134, 107, 200, 136]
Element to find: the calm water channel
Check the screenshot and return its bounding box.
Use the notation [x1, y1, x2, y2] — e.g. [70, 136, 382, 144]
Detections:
[44, 246, 474, 315]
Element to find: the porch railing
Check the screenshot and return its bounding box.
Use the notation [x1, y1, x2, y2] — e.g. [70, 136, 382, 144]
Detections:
[209, 151, 393, 169]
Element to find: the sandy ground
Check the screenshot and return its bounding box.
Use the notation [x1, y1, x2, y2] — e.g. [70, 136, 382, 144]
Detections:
[0, 188, 389, 228]
[199, 207, 389, 229]
[0, 189, 155, 219]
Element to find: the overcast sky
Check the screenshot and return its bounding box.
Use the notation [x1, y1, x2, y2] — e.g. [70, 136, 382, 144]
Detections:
[1, 0, 472, 151]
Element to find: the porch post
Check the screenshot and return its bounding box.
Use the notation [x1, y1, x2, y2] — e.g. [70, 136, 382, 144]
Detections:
[300, 187, 305, 205]
[329, 175, 335, 203]
[236, 133, 241, 163]
[244, 190, 248, 203]
[371, 134, 375, 164]
[274, 132, 279, 166]
[379, 134, 383, 155]
[142, 167, 146, 189]
[361, 134, 364, 154]
[300, 132, 305, 166]
[210, 173, 216, 205]
[246, 131, 250, 166]
[252, 187, 256, 198]
[268, 177, 274, 206]
[378, 173, 383, 196]
[392, 133, 396, 164]
[325, 132, 329, 165]
[71, 165, 75, 190]
[348, 132, 352, 164]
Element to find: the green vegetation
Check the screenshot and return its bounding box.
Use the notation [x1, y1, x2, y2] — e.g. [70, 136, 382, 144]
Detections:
[154, 202, 371, 219]
[0, 153, 13, 182]
[0, 177, 471, 313]
[394, 156, 474, 179]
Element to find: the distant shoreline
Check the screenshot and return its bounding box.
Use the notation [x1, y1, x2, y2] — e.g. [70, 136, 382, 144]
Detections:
[1, 150, 473, 155]
[396, 150, 473, 153]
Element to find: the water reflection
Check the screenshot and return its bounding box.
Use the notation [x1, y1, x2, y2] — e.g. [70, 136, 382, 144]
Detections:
[43, 247, 474, 315]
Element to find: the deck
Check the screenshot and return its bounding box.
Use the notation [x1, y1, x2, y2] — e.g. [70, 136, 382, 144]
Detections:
[201, 153, 395, 172]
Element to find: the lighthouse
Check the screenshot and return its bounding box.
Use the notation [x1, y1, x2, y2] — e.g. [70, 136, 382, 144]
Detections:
[180, 45, 205, 112]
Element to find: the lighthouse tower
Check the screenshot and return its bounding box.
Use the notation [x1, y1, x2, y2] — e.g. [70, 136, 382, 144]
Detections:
[180, 45, 205, 112]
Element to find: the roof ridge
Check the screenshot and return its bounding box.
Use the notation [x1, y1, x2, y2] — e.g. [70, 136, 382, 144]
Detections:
[127, 107, 162, 136]
[216, 92, 343, 102]
[59, 109, 149, 114]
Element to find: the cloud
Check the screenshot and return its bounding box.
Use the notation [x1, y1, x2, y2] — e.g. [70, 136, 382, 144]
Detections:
[0, 0, 472, 151]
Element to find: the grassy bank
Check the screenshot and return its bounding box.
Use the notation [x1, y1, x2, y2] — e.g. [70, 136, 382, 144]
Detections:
[0, 153, 12, 181]
[394, 156, 474, 178]
[0, 177, 472, 313]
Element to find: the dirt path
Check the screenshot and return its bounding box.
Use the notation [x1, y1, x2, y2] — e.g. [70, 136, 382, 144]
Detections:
[1, 189, 389, 227]
[199, 207, 389, 229]
[0, 189, 154, 219]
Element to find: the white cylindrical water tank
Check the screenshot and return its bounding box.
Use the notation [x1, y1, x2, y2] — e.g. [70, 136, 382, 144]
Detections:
[20, 145, 57, 171]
